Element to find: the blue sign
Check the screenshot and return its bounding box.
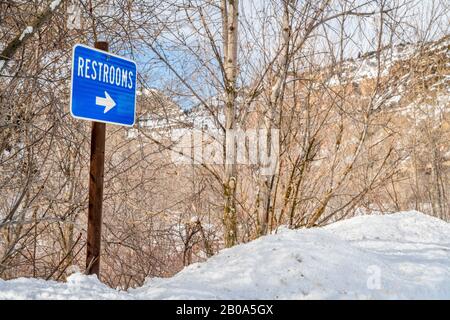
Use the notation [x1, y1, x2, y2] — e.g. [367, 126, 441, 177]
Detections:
[70, 44, 137, 126]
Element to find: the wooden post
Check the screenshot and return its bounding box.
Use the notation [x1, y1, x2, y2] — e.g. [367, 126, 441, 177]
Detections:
[86, 41, 108, 277]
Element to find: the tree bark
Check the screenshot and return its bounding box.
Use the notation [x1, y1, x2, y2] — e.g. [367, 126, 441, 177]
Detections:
[222, 0, 239, 247]
[258, 0, 291, 236]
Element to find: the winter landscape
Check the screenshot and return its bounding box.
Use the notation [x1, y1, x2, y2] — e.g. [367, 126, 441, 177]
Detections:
[1, 211, 449, 299]
[0, 0, 449, 301]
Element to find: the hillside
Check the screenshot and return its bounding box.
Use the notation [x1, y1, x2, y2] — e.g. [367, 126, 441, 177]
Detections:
[0, 211, 448, 299]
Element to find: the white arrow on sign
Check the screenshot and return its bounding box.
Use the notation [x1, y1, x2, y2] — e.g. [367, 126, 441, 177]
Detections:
[96, 91, 116, 113]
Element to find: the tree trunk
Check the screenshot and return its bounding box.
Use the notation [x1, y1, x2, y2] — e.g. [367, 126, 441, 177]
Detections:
[258, 0, 291, 236]
[222, 0, 239, 248]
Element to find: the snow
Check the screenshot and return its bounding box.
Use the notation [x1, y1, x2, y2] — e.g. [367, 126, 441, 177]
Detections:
[50, 0, 61, 11]
[0, 273, 128, 300]
[0, 211, 449, 299]
[19, 26, 33, 41]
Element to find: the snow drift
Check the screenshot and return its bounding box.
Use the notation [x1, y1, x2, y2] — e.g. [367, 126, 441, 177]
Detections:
[0, 211, 449, 299]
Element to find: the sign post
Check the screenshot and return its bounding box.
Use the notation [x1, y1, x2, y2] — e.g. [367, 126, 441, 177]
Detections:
[70, 41, 137, 277]
[85, 41, 108, 276]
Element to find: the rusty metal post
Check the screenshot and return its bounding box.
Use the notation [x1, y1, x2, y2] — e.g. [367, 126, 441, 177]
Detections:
[86, 41, 108, 277]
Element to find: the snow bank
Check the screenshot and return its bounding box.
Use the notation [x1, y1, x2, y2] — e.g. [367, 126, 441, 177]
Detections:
[0, 273, 127, 300]
[0, 211, 449, 299]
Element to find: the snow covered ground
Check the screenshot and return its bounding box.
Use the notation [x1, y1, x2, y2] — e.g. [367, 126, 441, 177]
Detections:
[0, 211, 449, 299]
